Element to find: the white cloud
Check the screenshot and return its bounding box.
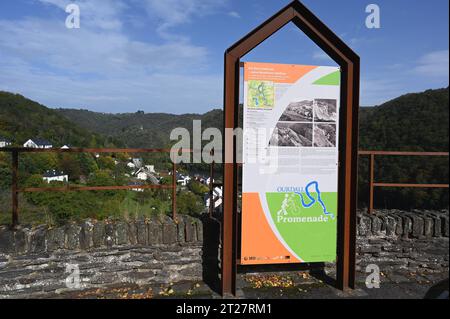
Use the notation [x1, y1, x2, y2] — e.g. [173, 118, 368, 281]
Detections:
[38, 0, 127, 30]
[0, 18, 207, 76]
[413, 50, 449, 78]
[142, 0, 228, 36]
[228, 11, 241, 19]
[0, 1, 222, 113]
[0, 51, 222, 113]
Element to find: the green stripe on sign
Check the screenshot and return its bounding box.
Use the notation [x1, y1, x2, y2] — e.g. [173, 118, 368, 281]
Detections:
[313, 71, 340, 86]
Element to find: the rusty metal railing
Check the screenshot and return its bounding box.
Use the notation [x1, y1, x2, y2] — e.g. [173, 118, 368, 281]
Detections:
[358, 151, 449, 214]
[3, 148, 448, 226]
[1, 147, 192, 227]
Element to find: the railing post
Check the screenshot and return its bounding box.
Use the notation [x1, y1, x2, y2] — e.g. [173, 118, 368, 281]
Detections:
[12, 150, 19, 228]
[369, 154, 375, 214]
[172, 161, 177, 221]
[209, 150, 215, 217]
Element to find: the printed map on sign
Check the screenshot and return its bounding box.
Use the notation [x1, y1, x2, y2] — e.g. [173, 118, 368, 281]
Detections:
[247, 80, 275, 108]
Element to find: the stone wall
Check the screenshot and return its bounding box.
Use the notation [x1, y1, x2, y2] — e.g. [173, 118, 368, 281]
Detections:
[0, 215, 206, 298]
[356, 209, 449, 273]
[0, 210, 448, 298]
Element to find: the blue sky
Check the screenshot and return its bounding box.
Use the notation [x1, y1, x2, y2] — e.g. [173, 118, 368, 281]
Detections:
[0, 0, 448, 113]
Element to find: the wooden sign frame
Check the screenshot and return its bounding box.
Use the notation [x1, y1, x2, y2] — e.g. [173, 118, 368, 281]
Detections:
[221, 0, 360, 296]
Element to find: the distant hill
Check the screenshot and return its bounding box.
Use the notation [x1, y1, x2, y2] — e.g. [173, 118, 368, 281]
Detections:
[58, 87, 448, 210]
[357, 87, 448, 209]
[0, 92, 117, 148]
[2, 87, 448, 209]
[57, 87, 449, 152]
[57, 108, 223, 148]
[359, 87, 449, 151]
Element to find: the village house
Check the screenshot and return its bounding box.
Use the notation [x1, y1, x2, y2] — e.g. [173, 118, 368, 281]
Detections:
[43, 170, 68, 183]
[134, 167, 159, 184]
[23, 138, 53, 149]
[0, 136, 12, 148]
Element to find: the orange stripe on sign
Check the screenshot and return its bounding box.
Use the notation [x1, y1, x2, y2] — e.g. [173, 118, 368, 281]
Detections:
[241, 192, 301, 265]
[244, 62, 317, 84]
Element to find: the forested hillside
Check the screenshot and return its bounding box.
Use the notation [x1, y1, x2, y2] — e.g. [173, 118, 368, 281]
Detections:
[359, 87, 448, 151]
[1, 87, 448, 221]
[57, 87, 449, 210]
[358, 87, 449, 209]
[59, 87, 448, 153]
[57, 108, 223, 148]
[0, 91, 118, 148]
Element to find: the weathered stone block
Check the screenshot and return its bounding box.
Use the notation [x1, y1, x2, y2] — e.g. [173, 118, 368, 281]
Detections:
[358, 216, 371, 236]
[136, 220, 148, 245]
[80, 220, 94, 250]
[391, 214, 403, 236]
[402, 216, 413, 238]
[47, 227, 65, 251]
[65, 224, 81, 250]
[423, 216, 434, 238]
[92, 221, 105, 247]
[360, 244, 381, 254]
[196, 219, 204, 242]
[370, 215, 382, 235]
[0, 226, 14, 254]
[179, 264, 202, 279]
[162, 220, 177, 245]
[382, 245, 402, 253]
[148, 219, 162, 245]
[176, 217, 185, 243]
[441, 214, 449, 237]
[410, 215, 424, 238]
[127, 221, 137, 245]
[384, 215, 397, 237]
[29, 226, 47, 253]
[120, 270, 156, 284]
[115, 222, 128, 245]
[430, 214, 442, 237]
[105, 222, 115, 247]
[184, 217, 196, 242]
[14, 228, 28, 254]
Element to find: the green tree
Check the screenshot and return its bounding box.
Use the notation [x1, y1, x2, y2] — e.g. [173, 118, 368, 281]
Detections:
[78, 153, 98, 176]
[97, 156, 115, 170]
[188, 180, 209, 196]
[176, 190, 204, 216]
[20, 153, 59, 175]
[59, 154, 81, 181]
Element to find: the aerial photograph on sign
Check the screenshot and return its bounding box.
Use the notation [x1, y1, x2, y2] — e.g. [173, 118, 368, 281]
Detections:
[0, 0, 448, 308]
[270, 122, 313, 147]
[314, 124, 337, 147]
[279, 100, 314, 121]
[314, 99, 337, 122]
